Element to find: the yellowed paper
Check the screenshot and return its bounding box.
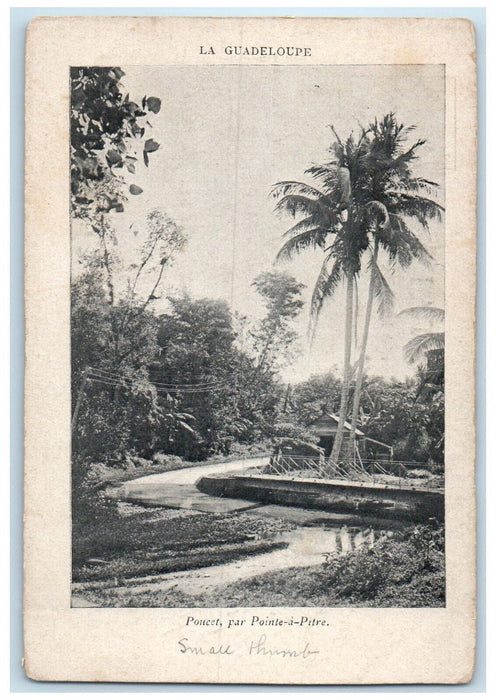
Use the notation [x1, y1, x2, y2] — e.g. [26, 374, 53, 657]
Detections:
[24, 16, 477, 683]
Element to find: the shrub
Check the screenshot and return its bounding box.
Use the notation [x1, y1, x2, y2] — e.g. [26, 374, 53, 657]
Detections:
[322, 524, 445, 603]
[152, 453, 187, 469]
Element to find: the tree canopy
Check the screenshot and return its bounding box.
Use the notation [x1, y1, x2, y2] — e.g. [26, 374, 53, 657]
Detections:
[250, 271, 305, 373]
[71, 67, 162, 219]
[271, 113, 443, 459]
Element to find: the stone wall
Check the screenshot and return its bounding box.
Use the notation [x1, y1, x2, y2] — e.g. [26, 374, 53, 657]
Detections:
[197, 474, 444, 523]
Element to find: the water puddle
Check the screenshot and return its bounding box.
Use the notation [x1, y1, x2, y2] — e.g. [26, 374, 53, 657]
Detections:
[113, 525, 388, 597]
[281, 525, 378, 558]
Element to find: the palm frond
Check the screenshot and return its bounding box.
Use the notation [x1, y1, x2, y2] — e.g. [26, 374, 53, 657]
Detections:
[368, 254, 394, 318]
[403, 332, 445, 364]
[273, 194, 338, 223]
[329, 125, 344, 148]
[387, 191, 444, 227]
[398, 306, 445, 323]
[402, 177, 440, 198]
[305, 163, 339, 185]
[380, 215, 433, 268]
[280, 217, 326, 240]
[308, 257, 343, 342]
[389, 138, 426, 168]
[276, 229, 328, 262]
[270, 181, 329, 202]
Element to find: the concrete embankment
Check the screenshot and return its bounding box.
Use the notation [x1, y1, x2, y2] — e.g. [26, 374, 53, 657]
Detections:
[197, 473, 444, 522]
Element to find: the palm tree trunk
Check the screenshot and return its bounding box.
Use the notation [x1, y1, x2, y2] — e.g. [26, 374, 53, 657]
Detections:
[330, 270, 354, 462]
[347, 239, 379, 456]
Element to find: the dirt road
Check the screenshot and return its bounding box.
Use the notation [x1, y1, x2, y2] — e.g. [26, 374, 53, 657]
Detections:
[126, 455, 269, 486]
[116, 456, 270, 512]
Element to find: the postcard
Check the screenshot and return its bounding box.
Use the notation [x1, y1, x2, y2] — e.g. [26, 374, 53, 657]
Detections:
[24, 16, 477, 683]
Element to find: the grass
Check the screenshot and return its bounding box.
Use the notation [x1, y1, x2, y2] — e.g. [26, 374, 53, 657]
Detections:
[73, 454, 444, 609]
[74, 520, 445, 609]
[72, 501, 295, 584]
[75, 538, 288, 583]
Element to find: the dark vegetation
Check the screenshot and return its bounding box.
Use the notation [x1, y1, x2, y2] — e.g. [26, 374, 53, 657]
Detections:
[288, 371, 444, 466]
[271, 113, 443, 460]
[75, 523, 444, 608]
[320, 523, 444, 605]
[72, 506, 295, 584]
[71, 67, 162, 218]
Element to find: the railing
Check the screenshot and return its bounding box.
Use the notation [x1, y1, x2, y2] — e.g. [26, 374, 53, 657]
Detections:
[248, 454, 444, 490]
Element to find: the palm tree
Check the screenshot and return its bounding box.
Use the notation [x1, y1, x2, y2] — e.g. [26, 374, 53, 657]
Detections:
[399, 306, 445, 364]
[399, 306, 445, 403]
[272, 128, 372, 460]
[346, 115, 444, 455]
[272, 115, 443, 461]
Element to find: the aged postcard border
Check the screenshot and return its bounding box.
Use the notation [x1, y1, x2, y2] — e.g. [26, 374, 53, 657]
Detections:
[23, 15, 477, 685]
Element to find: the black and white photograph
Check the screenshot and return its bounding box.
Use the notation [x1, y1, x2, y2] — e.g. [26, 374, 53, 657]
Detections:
[69, 63, 447, 609]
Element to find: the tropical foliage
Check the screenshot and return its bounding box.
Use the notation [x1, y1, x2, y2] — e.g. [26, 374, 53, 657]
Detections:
[271, 114, 443, 459]
[250, 271, 305, 373]
[71, 69, 444, 506]
[71, 67, 162, 219]
[359, 376, 444, 465]
[284, 372, 444, 466]
[72, 266, 305, 464]
[399, 306, 445, 364]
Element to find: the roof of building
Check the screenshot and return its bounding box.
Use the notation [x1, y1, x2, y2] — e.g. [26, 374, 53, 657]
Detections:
[311, 412, 365, 437]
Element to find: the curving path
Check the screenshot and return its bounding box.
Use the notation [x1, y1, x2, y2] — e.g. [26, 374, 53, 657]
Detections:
[115, 456, 270, 513]
[127, 456, 269, 486]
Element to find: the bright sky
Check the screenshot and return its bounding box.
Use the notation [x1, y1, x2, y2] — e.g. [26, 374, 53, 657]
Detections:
[73, 64, 445, 382]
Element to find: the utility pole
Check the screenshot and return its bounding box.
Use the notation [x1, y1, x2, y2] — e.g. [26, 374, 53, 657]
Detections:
[71, 366, 90, 436]
[282, 383, 291, 413]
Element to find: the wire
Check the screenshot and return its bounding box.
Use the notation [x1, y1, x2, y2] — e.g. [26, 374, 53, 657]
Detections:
[86, 369, 229, 394]
[87, 366, 227, 390]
